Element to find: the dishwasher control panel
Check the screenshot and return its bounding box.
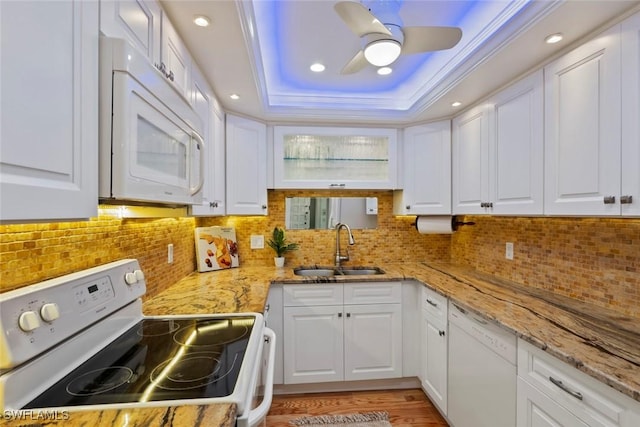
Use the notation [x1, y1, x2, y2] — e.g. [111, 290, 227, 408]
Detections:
[449, 302, 517, 364]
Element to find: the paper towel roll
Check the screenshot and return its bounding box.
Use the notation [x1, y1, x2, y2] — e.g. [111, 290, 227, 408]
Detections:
[415, 216, 453, 234]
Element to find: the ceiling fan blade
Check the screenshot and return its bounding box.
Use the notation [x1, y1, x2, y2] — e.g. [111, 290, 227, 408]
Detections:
[334, 1, 392, 37]
[341, 50, 368, 74]
[401, 26, 463, 55]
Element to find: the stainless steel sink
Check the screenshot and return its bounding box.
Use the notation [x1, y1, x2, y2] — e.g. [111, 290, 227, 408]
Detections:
[293, 266, 384, 276]
[338, 267, 385, 275]
[293, 267, 336, 277]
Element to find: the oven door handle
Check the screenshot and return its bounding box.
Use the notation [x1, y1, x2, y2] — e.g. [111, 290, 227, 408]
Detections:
[247, 327, 276, 427]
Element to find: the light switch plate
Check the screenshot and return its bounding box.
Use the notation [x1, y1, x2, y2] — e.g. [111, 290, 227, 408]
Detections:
[251, 235, 264, 249]
[505, 242, 514, 260]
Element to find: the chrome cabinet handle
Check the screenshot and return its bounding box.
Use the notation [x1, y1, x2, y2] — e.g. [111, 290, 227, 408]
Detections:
[621, 195, 633, 204]
[329, 183, 346, 188]
[426, 298, 438, 308]
[603, 196, 616, 204]
[209, 201, 219, 208]
[472, 316, 488, 325]
[549, 377, 583, 400]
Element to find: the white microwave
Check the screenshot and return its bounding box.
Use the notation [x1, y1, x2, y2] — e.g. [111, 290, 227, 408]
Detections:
[99, 37, 204, 206]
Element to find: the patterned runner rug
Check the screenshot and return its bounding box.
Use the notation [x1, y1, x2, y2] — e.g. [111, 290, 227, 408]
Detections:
[289, 411, 392, 427]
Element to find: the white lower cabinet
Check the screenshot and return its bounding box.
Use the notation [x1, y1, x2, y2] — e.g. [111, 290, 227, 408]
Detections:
[517, 339, 640, 427]
[283, 282, 402, 384]
[265, 284, 284, 385]
[420, 286, 448, 415]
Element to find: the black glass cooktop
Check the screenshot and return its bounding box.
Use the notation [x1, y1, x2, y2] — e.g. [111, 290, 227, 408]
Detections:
[25, 316, 255, 408]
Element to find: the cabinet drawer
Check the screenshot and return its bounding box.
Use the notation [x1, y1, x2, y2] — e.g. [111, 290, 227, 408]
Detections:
[284, 284, 343, 306]
[421, 286, 447, 321]
[344, 282, 401, 305]
[518, 339, 639, 426]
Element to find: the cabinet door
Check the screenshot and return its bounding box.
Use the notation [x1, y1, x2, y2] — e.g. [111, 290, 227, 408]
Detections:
[488, 71, 544, 215]
[343, 303, 402, 381]
[226, 115, 268, 215]
[517, 378, 589, 427]
[272, 126, 398, 189]
[621, 12, 640, 217]
[394, 121, 451, 215]
[189, 70, 225, 216]
[160, 12, 191, 101]
[1, 0, 98, 221]
[544, 25, 621, 216]
[99, 0, 161, 65]
[421, 313, 448, 415]
[452, 104, 490, 214]
[283, 305, 344, 384]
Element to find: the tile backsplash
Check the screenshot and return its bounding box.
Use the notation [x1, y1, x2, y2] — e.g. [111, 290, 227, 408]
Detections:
[451, 215, 640, 318]
[1, 194, 638, 318]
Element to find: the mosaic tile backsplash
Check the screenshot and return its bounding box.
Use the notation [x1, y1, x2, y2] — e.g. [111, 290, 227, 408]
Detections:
[1, 192, 638, 318]
[451, 215, 640, 318]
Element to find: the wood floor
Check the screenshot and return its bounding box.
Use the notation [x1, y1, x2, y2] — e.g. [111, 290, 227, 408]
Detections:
[265, 388, 449, 427]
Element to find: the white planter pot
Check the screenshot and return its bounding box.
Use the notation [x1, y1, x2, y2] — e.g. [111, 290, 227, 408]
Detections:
[274, 257, 285, 268]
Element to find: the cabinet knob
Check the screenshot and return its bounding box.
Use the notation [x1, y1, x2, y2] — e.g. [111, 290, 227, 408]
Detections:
[346, 313, 351, 318]
[406, 205, 411, 210]
[621, 195, 633, 204]
[603, 196, 616, 204]
[262, 205, 267, 209]
[439, 330, 445, 337]
[338, 312, 342, 318]
[209, 201, 219, 208]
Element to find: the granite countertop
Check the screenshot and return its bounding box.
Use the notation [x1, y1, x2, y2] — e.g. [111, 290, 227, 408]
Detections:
[142, 262, 640, 404]
[37, 262, 637, 426]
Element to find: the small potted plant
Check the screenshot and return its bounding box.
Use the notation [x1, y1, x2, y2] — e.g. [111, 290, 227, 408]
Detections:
[267, 226, 299, 267]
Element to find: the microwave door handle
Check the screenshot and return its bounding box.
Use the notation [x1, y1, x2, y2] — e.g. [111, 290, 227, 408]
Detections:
[190, 131, 205, 196]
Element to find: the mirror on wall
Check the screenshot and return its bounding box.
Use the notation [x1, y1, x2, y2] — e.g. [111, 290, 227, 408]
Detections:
[285, 197, 378, 230]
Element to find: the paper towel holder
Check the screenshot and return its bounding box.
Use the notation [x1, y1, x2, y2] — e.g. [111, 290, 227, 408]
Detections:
[411, 215, 475, 232]
[451, 215, 475, 231]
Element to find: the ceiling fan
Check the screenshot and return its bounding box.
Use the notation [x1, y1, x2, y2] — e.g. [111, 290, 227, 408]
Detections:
[334, 0, 463, 74]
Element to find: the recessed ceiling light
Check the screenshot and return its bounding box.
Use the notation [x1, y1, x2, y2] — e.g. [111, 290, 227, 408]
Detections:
[230, 94, 240, 100]
[545, 33, 563, 44]
[193, 15, 211, 27]
[452, 101, 462, 107]
[377, 67, 393, 76]
[310, 63, 325, 72]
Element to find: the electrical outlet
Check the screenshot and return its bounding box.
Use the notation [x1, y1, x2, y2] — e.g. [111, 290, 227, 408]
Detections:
[251, 235, 264, 249]
[505, 242, 514, 260]
[167, 243, 174, 264]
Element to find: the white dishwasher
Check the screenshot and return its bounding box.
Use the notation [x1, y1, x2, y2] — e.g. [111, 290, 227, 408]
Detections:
[448, 302, 517, 427]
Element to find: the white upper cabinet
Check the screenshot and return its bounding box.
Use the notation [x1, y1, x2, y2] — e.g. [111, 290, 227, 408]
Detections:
[189, 68, 225, 216]
[487, 70, 544, 215]
[226, 115, 268, 215]
[544, 24, 621, 216]
[272, 126, 398, 189]
[159, 11, 191, 101]
[99, 0, 161, 65]
[452, 104, 490, 214]
[394, 121, 451, 215]
[453, 71, 543, 215]
[1, 0, 99, 222]
[621, 12, 640, 216]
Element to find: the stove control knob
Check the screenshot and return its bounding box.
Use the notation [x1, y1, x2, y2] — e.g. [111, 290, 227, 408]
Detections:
[134, 269, 145, 282]
[124, 272, 138, 285]
[18, 311, 41, 332]
[40, 303, 60, 322]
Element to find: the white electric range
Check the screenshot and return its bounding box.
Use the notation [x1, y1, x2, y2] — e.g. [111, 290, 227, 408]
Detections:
[0, 259, 275, 427]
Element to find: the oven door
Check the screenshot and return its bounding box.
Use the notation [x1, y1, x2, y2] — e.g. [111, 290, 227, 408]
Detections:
[237, 327, 276, 427]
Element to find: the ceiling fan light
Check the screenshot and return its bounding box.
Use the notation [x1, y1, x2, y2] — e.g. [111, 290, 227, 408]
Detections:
[364, 39, 401, 67]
